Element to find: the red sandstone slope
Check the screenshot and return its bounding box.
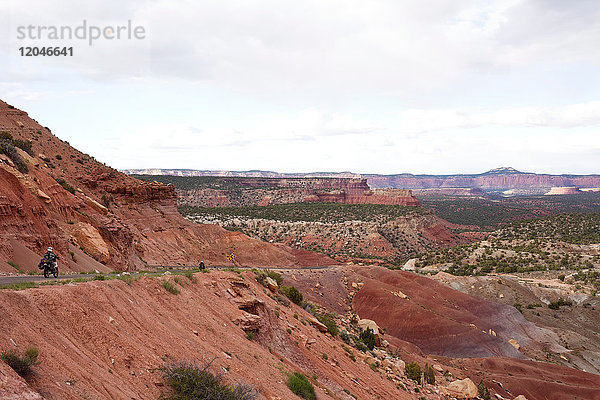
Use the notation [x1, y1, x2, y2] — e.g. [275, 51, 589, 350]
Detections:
[0, 100, 334, 271]
[350, 267, 563, 360]
[279, 266, 600, 400]
[0, 271, 412, 400]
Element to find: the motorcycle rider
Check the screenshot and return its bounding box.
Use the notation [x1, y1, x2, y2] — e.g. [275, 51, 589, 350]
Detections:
[42, 247, 59, 270]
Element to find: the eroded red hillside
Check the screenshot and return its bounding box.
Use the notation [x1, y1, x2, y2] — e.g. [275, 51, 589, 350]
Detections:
[0, 100, 335, 272]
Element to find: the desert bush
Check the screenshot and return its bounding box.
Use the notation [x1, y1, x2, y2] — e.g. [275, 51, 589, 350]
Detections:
[316, 312, 339, 336]
[161, 361, 259, 400]
[55, 178, 76, 194]
[184, 270, 197, 283]
[423, 363, 435, 385]
[255, 270, 282, 287]
[1, 346, 40, 377]
[163, 280, 180, 295]
[13, 139, 33, 156]
[359, 328, 376, 350]
[280, 285, 303, 305]
[0, 138, 28, 173]
[340, 330, 352, 345]
[405, 362, 422, 384]
[477, 380, 491, 400]
[286, 372, 316, 400]
[513, 303, 523, 313]
[548, 298, 572, 310]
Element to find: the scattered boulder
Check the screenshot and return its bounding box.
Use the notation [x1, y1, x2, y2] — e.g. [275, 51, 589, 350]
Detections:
[265, 277, 278, 293]
[391, 290, 408, 299]
[440, 377, 478, 399]
[85, 195, 108, 214]
[508, 339, 520, 350]
[513, 396, 528, 400]
[37, 189, 52, 204]
[307, 316, 328, 333]
[402, 258, 417, 271]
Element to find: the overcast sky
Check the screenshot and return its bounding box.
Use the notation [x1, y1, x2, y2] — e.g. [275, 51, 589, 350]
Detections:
[1, 0, 599, 175]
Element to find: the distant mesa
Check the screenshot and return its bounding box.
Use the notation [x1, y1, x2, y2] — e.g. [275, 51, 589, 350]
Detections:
[482, 166, 523, 175]
[126, 167, 600, 195]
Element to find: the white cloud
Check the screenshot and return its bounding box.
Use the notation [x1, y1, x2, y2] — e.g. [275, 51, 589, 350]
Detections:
[3, 0, 599, 93]
[397, 102, 600, 134]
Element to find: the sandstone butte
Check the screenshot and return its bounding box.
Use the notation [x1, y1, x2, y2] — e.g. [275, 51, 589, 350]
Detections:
[1, 99, 600, 400]
[173, 176, 421, 208]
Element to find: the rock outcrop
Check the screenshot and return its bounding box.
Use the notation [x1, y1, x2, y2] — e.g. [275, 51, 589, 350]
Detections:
[440, 377, 478, 398]
[544, 186, 584, 195]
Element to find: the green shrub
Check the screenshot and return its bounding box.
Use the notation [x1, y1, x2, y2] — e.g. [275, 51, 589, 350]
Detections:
[340, 330, 352, 345]
[13, 139, 33, 156]
[280, 285, 303, 305]
[1, 346, 40, 377]
[246, 331, 256, 341]
[0, 138, 28, 173]
[184, 270, 197, 283]
[359, 328, 376, 350]
[423, 363, 435, 385]
[55, 178, 76, 194]
[548, 298, 572, 310]
[316, 313, 339, 336]
[286, 372, 316, 400]
[513, 303, 523, 313]
[405, 362, 422, 384]
[477, 380, 491, 400]
[162, 280, 180, 295]
[161, 361, 258, 400]
[352, 336, 369, 352]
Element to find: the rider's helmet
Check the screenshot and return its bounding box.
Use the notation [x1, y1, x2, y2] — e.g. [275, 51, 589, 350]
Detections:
[47, 247, 53, 252]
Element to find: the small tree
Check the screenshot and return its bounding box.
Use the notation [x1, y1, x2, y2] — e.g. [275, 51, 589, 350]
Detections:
[405, 362, 422, 384]
[359, 327, 376, 350]
[1, 346, 40, 377]
[478, 380, 491, 400]
[423, 363, 435, 385]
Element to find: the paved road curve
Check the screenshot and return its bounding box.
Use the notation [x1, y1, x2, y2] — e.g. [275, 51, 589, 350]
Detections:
[0, 265, 335, 286]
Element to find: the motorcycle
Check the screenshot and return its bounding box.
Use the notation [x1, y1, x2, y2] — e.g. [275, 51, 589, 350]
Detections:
[38, 259, 59, 278]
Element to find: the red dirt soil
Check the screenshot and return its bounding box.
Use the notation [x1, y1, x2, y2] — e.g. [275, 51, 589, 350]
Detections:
[278, 266, 600, 400]
[0, 270, 412, 400]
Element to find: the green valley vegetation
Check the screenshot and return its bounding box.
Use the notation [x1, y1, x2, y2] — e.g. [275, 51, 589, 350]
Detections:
[415, 213, 600, 283]
[420, 194, 600, 231]
[180, 202, 426, 224]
